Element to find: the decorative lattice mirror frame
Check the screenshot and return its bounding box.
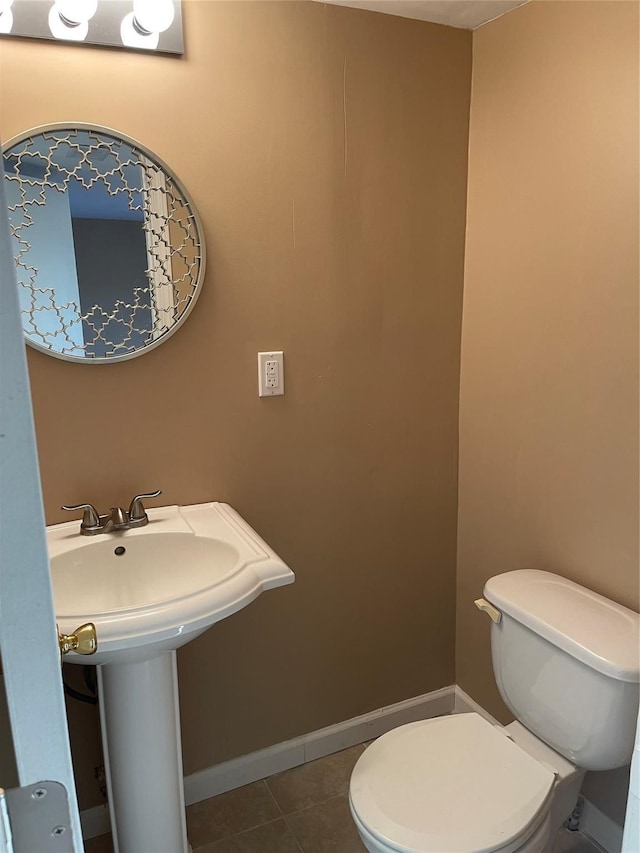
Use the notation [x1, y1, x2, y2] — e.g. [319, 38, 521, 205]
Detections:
[2, 123, 206, 364]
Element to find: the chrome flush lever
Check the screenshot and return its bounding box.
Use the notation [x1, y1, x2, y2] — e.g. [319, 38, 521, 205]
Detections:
[128, 490, 162, 527]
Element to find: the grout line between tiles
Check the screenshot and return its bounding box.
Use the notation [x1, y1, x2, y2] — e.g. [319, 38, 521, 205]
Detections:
[191, 780, 286, 846]
[262, 777, 307, 853]
[265, 783, 355, 820]
[191, 743, 370, 851]
[284, 791, 350, 818]
[214, 816, 293, 846]
[280, 811, 306, 853]
[283, 794, 360, 853]
[263, 777, 286, 818]
[263, 777, 306, 852]
[230, 779, 292, 836]
[264, 742, 367, 817]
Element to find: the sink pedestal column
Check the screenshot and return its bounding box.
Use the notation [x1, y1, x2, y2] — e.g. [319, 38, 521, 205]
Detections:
[97, 651, 188, 853]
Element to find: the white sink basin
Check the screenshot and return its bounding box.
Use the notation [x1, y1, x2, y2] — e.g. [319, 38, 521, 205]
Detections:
[47, 502, 294, 665]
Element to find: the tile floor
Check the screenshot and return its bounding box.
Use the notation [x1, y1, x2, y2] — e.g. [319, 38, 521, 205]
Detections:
[85, 743, 604, 853]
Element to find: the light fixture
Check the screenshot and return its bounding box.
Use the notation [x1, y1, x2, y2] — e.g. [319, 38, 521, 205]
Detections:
[0, 0, 14, 35]
[48, 0, 98, 42]
[0, 0, 183, 53]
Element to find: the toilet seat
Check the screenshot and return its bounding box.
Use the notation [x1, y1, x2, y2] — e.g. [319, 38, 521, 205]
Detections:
[349, 713, 556, 853]
[349, 801, 552, 853]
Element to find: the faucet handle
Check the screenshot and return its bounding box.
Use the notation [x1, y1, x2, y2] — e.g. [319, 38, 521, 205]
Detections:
[128, 490, 162, 524]
[61, 503, 101, 531]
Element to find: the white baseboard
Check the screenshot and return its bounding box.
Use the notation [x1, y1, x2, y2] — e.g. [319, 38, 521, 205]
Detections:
[184, 684, 455, 806]
[453, 685, 502, 725]
[80, 803, 111, 842]
[81, 684, 455, 839]
[581, 797, 624, 853]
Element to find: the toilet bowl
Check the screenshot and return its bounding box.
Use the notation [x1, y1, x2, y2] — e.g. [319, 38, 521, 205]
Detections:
[348, 570, 640, 853]
[350, 714, 559, 853]
[351, 805, 552, 853]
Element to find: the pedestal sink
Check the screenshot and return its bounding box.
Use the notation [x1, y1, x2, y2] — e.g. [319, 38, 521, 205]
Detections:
[47, 502, 295, 853]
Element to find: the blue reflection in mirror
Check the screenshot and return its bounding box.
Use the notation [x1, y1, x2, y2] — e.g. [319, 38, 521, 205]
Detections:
[3, 130, 152, 358]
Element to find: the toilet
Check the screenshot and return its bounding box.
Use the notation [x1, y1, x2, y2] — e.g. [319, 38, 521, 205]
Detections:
[349, 569, 640, 853]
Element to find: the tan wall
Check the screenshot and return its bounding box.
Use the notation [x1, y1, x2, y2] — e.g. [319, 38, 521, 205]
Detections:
[458, 0, 639, 826]
[0, 2, 471, 808]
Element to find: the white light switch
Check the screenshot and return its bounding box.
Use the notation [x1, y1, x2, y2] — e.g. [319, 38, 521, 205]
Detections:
[258, 351, 284, 397]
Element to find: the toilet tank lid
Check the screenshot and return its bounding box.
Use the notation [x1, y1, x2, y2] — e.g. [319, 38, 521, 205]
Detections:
[484, 570, 640, 683]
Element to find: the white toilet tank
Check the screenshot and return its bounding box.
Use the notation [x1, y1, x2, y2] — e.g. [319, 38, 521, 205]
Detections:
[484, 570, 640, 771]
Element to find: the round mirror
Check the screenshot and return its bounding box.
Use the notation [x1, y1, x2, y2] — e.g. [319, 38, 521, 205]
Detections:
[2, 124, 206, 363]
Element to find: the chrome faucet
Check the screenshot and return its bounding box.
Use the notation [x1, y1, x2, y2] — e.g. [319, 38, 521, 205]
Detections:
[62, 490, 162, 535]
[104, 505, 130, 533]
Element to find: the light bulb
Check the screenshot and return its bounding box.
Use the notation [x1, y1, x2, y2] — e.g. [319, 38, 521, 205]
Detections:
[132, 0, 174, 34]
[49, 2, 89, 40]
[120, 11, 159, 49]
[55, 0, 98, 25]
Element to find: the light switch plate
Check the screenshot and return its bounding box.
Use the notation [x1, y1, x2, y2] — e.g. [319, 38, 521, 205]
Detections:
[258, 351, 284, 397]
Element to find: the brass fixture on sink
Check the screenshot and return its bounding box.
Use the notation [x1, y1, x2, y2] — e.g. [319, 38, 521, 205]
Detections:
[61, 490, 162, 535]
[58, 622, 97, 658]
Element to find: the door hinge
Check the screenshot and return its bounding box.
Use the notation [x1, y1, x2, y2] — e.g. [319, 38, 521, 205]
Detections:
[0, 781, 73, 853]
